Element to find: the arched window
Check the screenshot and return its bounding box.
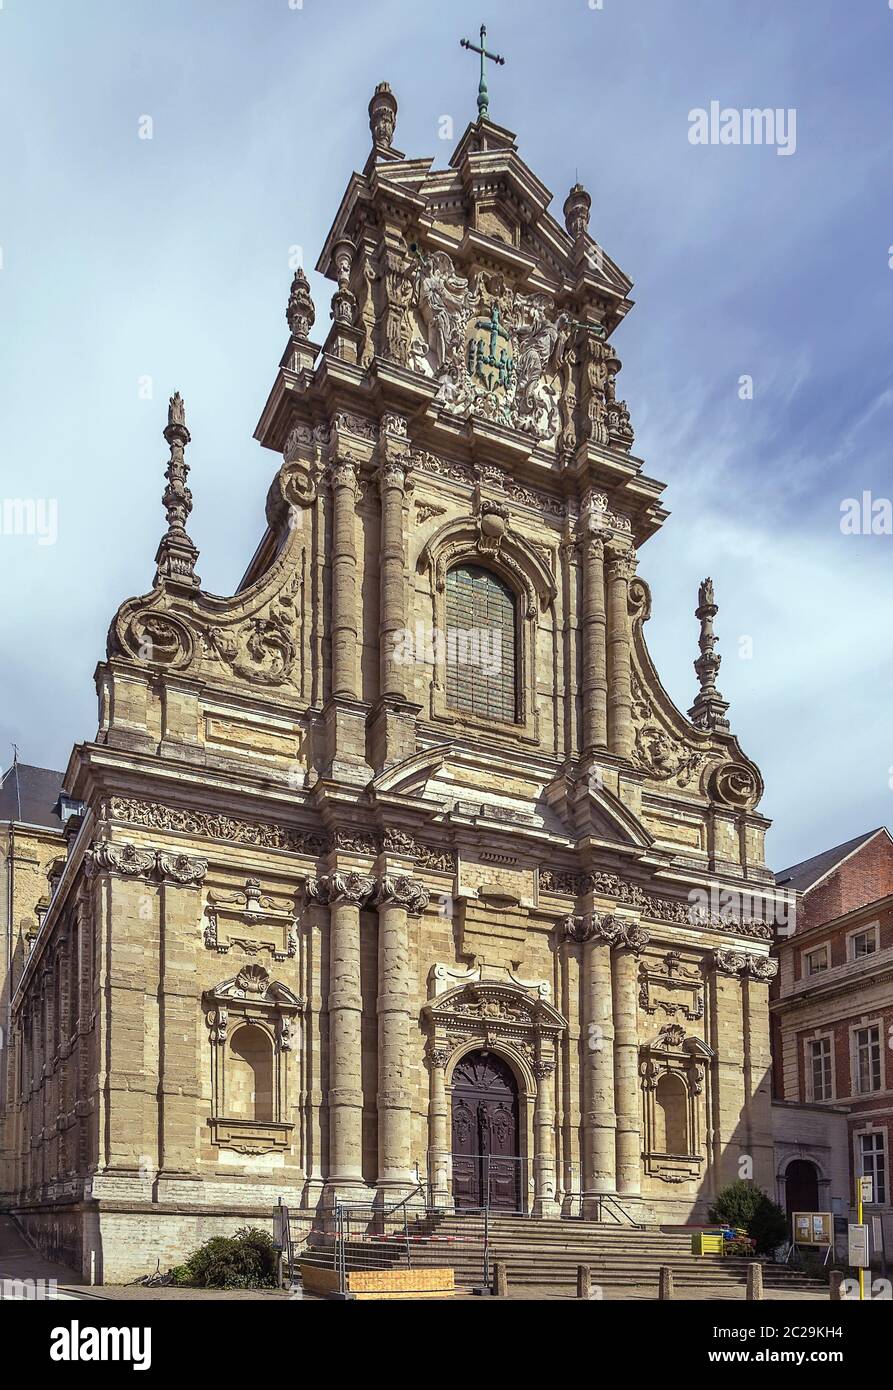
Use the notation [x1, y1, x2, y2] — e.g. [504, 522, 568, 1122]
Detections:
[655, 1072, 689, 1154]
[228, 1025, 274, 1123]
[444, 564, 518, 723]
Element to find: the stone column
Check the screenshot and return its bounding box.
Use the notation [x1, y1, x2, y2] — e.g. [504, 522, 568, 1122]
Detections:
[377, 429, 409, 701]
[427, 1047, 451, 1205]
[85, 845, 160, 1187]
[311, 871, 374, 1200]
[612, 919, 650, 1196]
[329, 456, 360, 699]
[532, 1058, 560, 1216]
[580, 531, 609, 751]
[567, 913, 617, 1212]
[301, 894, 329, 1207]
[605, 542, 637, 761]
[156, 852, 207, 1193]
[710, 949, 749, 1189]
[743, 955, 778, 1191]
[373, 874, 428, 1200]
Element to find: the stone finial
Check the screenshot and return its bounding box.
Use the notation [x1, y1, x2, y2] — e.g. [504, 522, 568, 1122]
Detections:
[563, 183, 592, 240]
[286, 267, 315, 340]
[154, 392, 200, 589]
[369, 81, 398, 148]
[688, 576, 730, 732]
[330, 236, 357, 328]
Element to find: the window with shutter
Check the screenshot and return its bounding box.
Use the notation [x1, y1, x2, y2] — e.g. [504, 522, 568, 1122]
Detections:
[444, 564, 518, 724]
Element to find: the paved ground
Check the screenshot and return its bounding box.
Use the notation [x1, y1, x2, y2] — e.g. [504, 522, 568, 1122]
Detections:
[0, 1216, 833, 1301]
[0, 1214, 98, 1298]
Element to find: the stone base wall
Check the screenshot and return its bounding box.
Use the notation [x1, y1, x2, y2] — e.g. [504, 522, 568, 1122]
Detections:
[14, 1201, 314, 1285]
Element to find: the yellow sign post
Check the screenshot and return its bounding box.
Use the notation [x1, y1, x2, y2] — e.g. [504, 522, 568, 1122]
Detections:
[857, 1176, 874, 1301]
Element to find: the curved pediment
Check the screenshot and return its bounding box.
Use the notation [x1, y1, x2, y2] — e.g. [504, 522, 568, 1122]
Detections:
[423, 980, 566, 1034]
[418, 512, 557, 615]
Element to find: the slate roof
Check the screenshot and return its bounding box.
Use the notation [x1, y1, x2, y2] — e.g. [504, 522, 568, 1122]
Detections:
[0, 762, 65, 830]
[775, 828, 888, 893]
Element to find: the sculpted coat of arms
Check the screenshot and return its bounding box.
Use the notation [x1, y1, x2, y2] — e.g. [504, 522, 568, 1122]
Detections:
[408, 249, 570, 444]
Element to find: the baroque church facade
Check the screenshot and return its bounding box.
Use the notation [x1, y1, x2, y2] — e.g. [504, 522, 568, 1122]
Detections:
[3, 82, 785, 1281]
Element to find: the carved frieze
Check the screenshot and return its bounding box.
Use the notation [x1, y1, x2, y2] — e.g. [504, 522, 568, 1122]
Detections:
[538, 866, 773, 939]
[106, 797, 327, 857]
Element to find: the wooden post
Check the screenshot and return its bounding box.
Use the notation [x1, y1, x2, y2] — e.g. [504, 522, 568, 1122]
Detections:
[829, 1269, 845, 1301]
[659, 1266, 674, 1300]
[577, 1265, 592, 1299]
[746, 1262, 764, 1300]
[493, 1261, 508, 1297]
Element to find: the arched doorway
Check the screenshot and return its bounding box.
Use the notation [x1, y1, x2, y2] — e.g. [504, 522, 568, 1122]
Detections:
[451, 1051, 521, 1210]
[785, 1159, 820, 1218]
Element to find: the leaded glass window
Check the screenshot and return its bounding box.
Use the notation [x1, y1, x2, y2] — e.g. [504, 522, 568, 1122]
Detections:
[444, 565, 518, 723]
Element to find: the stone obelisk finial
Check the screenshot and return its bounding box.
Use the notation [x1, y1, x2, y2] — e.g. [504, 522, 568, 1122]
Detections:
[154, 392, 200, 589]
[688, 577, 730, 732]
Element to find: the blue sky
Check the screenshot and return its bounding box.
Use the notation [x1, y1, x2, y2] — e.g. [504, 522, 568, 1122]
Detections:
[1, 0, 891, 869]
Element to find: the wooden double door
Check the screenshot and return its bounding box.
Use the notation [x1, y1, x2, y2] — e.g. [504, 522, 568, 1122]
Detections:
[451, 1051, 521, 1211]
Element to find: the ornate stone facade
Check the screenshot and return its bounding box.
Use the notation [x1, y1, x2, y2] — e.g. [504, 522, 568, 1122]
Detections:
[2, 86, 789, 1281]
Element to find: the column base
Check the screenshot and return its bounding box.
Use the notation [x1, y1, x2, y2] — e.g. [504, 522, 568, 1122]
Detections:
[322, 1177, 373, 1209]
[531, 1197, 561, 1218]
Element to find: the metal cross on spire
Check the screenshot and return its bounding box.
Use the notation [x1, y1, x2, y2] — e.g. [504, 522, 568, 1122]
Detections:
[460, 24, 505, 122]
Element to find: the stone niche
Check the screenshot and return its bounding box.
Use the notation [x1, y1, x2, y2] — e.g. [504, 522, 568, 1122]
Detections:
[639, 1023, 714, 1184]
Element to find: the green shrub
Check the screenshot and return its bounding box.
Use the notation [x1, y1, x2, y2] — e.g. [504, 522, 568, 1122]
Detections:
[171, 1226, 279, 1289]
[709, 1181, 788, 1254]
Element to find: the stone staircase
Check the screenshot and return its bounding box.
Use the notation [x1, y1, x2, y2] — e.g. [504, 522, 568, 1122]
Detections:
[397, 1213, 827, 1296]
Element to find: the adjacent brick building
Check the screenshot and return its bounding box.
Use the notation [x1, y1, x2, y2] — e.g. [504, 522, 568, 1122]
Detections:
[771, 827, 893, 1254]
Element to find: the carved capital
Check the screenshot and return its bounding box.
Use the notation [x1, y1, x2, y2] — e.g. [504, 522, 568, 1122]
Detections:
[714, 947, 747, 977]
[374, 874, 430, 915]
[533, 1058, 556, 1080]
[328, 871, 376, 908]
[84, 842, 155, 880]
[715, 948, 778, 982]
[157, 851, 208, 886]
[563, 912, 621, 945]
[605, 543, 637, 583]
[619, 921, 651, 954]
[327, 455, 360, 490]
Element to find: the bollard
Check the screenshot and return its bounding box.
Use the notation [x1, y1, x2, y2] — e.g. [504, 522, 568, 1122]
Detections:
[659, 1266, 674, 1300]
[577, 1265, 592, 1300]
[746, 1262, 764, 1301]
[829, 1270, 844, 1301]
[493, 1261, 508, 1297]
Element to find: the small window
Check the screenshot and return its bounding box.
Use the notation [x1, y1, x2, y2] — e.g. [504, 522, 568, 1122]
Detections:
[850, 927, 878, 961]
[808, 1037, 833, 1101]
[444, 565, 518, 724]
[859, 1132, 887, 1204]
[805, 945, 829, 976]
[854, 1025, 882, 1094]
